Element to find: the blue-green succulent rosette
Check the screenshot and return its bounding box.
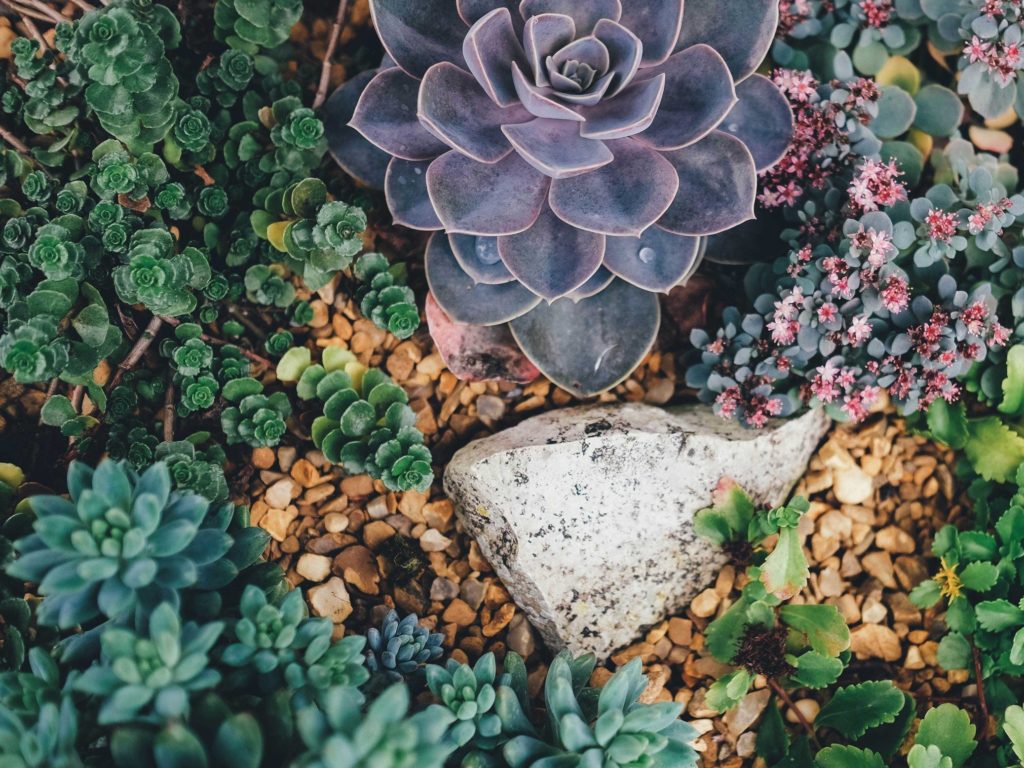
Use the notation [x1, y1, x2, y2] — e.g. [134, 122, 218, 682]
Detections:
[326, 0, 794, 395]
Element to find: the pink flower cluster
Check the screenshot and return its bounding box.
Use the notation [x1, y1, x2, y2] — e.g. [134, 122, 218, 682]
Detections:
[810, 361, 880, 421]
[968, 197, 1015, 233]
[965, 34, 1023, 86]
[715, 382, 784, 428]
[925, 209, 958, 243]
[699, 201, 1011, 426]
[758, 69, 879, 210]
[859, 0, 894, 28]
[848, 159, 908, 214]
[778, 0, 828, 37]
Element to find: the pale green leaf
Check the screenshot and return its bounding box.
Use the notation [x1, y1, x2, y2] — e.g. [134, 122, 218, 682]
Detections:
[915, 704, 976, 768]
[780, 604, 850, 657]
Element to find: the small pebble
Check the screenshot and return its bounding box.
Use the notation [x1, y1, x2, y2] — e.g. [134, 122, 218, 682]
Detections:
[419, 529, 452, 552]
[296, 553, 332, 582]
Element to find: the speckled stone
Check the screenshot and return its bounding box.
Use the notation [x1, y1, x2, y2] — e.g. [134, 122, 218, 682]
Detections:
[444, 403, 830, 659]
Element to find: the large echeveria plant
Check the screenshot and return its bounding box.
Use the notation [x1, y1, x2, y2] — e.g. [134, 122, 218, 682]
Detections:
[327, 0, 793, 395]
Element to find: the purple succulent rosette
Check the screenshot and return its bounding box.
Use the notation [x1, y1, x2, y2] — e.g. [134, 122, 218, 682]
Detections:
[325, 0, 793, 396]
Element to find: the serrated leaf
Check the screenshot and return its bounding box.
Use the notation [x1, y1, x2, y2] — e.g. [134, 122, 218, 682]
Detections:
[762, 526, 808, 600]
[705, 596, 752, 664]
[815, 745, 885, 768]
[975, 599, 1024, 632]
[964, 417, 1024, 483]
[945, 599, 976, 634]
[815, 682, 906, 739]
[780, 605, 850, 657]
[909, 579, 942, 609]
[959, 561, 998, 592]
[915, 704, 976, 768]
[856, 693, 915, 759]
[787, 650, 844, 689]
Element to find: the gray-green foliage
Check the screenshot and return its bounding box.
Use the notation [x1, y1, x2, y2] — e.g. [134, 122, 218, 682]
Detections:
[7, 460, 263, 628]
[74, 602, 222, 724]
[497, 651, 699, 767]
[221, 585, 369, 693]
[292, 683, 455, 768]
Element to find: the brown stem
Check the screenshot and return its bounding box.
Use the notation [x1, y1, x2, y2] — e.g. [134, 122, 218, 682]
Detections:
[4, 1, 54, 26]
[226, 305, 266, 337]
[107, 316, 164, 391]
[0, 122, 29, 154]
[68, 0, 95, 11]
[313, 0, 349, 110]
[972, 643, 990, 738]
[15, 0, 64, 23]
[160, 316, 272, 368]
[70, 385, 84, 411]
[768, 678, 821, 749]
[162, 383, 175, 442]
[37, 377, 59, 426]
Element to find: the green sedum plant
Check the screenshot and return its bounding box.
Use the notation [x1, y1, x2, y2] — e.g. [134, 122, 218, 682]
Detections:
[220, 377, 291, 448]
[354, 253, 419, 341]
[278, 347, 433, 492]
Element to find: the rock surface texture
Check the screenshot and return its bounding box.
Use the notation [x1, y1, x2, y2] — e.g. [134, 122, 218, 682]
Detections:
[444, 403, 831, 659]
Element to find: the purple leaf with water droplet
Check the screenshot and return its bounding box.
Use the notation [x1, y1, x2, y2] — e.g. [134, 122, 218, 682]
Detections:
[510, 278, 660, 396]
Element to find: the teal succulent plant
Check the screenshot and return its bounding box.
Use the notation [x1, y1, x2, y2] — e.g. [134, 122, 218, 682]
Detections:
[74, 602, 222, 724]
[0, 648, 79, 767]
[0, 695, 81, 768]
[7, 460, 249, 628]
[221, 585, 369, 693]
[366, 610, 444, 683]
[497, 652, 699, 768]
[292, 683, 455, 768]
[427, 652, 504, 755]
[109, 693, 267, 768]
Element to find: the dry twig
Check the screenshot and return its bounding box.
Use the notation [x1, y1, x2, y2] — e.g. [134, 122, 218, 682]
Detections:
[107, 316, 164, 391]
[313, 0, 348, 110]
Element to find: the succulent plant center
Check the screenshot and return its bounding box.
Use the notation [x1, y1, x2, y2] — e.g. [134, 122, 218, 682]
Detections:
[555, 59, 597, 91]
[133, 639, 166, 679]
[91, 509, 130, 557]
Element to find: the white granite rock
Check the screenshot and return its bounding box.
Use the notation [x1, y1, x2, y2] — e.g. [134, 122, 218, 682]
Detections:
[444, 403, 830, 659]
